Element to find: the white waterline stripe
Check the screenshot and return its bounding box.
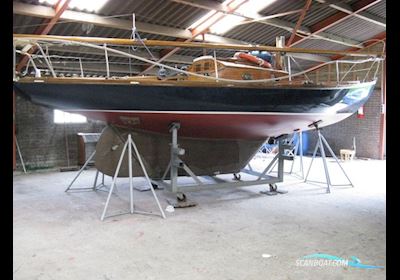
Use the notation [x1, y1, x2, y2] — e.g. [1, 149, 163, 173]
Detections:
[65, 109, 351, 116]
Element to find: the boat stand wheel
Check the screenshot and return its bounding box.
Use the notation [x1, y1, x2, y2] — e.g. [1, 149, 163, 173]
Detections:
[167, 192, 197, 208]
[260, 184, 288, 196]
[233, 173, 241, 181]
[176, 192, 187, 202]
[270, 183, 277, 192]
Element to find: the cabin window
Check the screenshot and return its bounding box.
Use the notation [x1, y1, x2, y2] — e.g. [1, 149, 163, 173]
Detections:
[204, 62, 211, 71]
[54, 109, 87, 124]
[195, 63, 202, 72]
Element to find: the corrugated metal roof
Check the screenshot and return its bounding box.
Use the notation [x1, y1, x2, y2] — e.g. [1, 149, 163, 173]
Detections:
[13, 14, 43, 34]
[222, 23, 292, 45]
[325, 17, 386, 43]
[365, 0, 386, 18]
[46, 21, 176, 41]
[98, 0, 209, 30]
[259, 0, 304, 17]
[300, 2, 341, 27]
[295, 39, 349, 51]
[261, 1, 340, 27]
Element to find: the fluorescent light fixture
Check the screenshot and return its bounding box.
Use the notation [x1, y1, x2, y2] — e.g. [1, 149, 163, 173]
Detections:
[187, 0, 277, 35]
[54, 109, 87, 123]
[39, 0, 109, 12]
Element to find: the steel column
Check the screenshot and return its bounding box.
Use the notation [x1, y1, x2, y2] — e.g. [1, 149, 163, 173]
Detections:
[13, 91, 16, 171]
[379, 58, 386, 159]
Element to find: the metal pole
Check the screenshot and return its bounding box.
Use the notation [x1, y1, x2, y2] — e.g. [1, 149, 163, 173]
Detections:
[101, 139, 129, 221]
[13, 42, 16, 81]
[289, 134, 299, 174]
[320, 134, 354, 187]
[79, 58, 84, 78]
[104, 43, 110, 78]
[92, 169, 100, 190]
[132, 13, 136, 37]
[161, 161, 171, 181]
[299, 131, 304, 178]
[128, 135, 134, 213]
[277, 138, 284, 181]
[15, 136, 27, 173]
[170, 124, 179, 193]
[35, 43, 56, 77]
[130, 137, 166, 219]
[257, 153, 279, 180]
[318, 130, 332, 193]
[213, 50, 219, 80]
[288, 56, 292, 81]
[13, 91, 16, 170]
[336, 60, 339, 83]
[290, 131, 304, 179]
[65, 150, 96, 192]
[304, 136, 319, 181]
[379, 58, 386, 159]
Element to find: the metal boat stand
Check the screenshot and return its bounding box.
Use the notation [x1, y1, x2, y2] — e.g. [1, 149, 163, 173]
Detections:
[260, 130, 305, 180]
[304, 121, 354, 193]
[288, 130, 305, 179]
[100, 134, 166, 220]
[64, 150, 109, 193]
[153, 124, 293, 201]
[241, 134, 293, 195]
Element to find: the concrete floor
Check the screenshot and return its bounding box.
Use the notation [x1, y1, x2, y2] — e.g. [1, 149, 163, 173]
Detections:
[13, 155, 386, 280]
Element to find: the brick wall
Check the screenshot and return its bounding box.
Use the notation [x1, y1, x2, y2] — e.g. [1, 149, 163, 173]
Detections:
[15, 95, 106, 170]
[305, 88, 384, 159]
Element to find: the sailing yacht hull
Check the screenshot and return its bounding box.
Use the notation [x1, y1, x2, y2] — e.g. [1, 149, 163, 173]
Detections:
[13, 80, 376, 140]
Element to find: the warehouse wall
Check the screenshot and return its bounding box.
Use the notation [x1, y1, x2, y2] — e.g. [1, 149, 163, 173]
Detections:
[15, 95, 106, 170]
[305, 88, 384, 159]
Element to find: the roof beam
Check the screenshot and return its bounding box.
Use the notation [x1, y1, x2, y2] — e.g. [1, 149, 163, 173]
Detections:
[257, 18, 361, 47]
[170, 0, 224, 11]
[13, 2, 245, 45]
[315, 0, 386, 27]
[170, 0, 302, 19]
[170, 0, 362, 48]
[13, 2, 330, 62]
[36, 0, 72, 35]
[16, 0, 71, 72]
[330, 31, 385, 60]
[289, 0, 382, 47]
[287, 0, 313, 46]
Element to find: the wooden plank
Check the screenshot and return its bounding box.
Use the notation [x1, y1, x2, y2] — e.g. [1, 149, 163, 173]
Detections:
[13, 34, 382, 57]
